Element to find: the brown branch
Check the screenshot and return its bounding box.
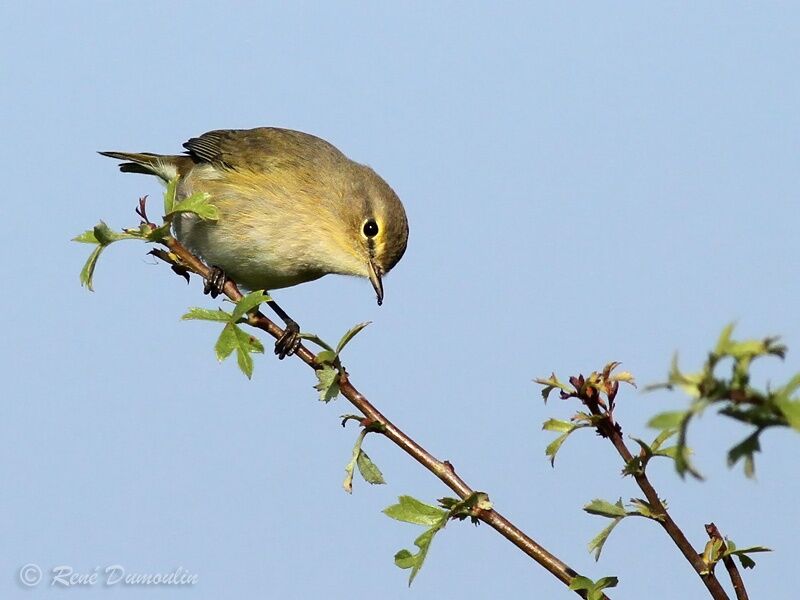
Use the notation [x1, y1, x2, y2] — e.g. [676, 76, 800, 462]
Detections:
[582, 399, 730, 600]
[706, 523, 749, 600]
[160, 235, 605, 598]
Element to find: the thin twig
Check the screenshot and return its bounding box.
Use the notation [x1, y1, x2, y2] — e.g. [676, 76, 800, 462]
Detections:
[581, 398, 730, 600]
[160, 235, 606, 599]
[706, 523, 748, 600]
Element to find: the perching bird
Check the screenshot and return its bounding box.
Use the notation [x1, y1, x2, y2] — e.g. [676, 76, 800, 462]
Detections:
[100, 127, 408, 357]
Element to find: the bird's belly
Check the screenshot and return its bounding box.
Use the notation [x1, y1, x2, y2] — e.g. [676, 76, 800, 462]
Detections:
[174, 213, 326, 291]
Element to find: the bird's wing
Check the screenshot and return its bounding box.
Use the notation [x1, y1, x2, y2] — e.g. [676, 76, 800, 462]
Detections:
[182, 128, 344, 172]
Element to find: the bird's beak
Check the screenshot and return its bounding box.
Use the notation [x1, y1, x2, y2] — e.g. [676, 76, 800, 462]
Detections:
[368, 258, 384, 306]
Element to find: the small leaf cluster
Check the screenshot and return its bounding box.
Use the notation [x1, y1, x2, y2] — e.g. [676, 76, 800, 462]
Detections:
[622, 429, 679, 477]
[536, 365, 682, 563]
[701, 537, 771, 574]
[383, 492, 492, 585]
[302, 322, 370, 402]
[74, 178, 217, 291]
[182, 290, 270, 379]
[340, 415, 386, 493]
[536, 362, 636, 465]
[647, 324, 800, 478]
[584, 497, 668, 560]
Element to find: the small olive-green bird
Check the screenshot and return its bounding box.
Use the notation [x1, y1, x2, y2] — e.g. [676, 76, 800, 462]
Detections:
[101, 127, 408, 357]
[101, 127, 408, 303]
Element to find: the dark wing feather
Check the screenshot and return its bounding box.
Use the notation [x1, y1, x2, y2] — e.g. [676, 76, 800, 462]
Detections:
[183, 130, 230, 165]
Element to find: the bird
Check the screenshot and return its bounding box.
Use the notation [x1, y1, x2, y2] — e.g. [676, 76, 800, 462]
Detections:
[100, 127, 409, 357]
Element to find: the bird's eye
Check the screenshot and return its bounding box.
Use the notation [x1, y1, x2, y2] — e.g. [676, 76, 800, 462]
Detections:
[363, 219, 379, 238]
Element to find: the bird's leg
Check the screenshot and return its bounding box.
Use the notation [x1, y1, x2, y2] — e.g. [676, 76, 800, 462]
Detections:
[203, 266, 227, 298]
[267, 298, 301, 360]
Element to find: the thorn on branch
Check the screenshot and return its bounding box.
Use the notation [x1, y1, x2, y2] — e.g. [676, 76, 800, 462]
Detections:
[148, 248, 191, 283]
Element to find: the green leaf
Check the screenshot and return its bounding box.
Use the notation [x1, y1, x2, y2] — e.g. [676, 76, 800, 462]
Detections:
[647, 411, 686, 430]
[437, 497, 459, 510]
[343, 430, 385, 493]
[775, 372, 800, 400]
[182, 307, 232, 322]
[78, 244, 104, 291]
[383, 496, 447, 527]
[727, 339, 773, 360]
[592, 577, 620, 598]
[92, 221, 142, 244]
[701, 538, 725, 573]
[626, 429, 678, 475]
[534, 373, 573, 402]
[569, 575, 619, 600]
[342, 432, 362, 494]
[630, 436, 654, 458]
[542, 418, 575, 433]
[394, 526, 439, 586]
[215, 324, 238, 361]
[167, 191, 219, 220]
[214, 323, 263, 379]
[669, 438, 703, 480]
[314, 365, 340, 402]
[612, 370, 636, 386]
[335, 321, 371, 355]
[774, 373, 800, 431]
[163, 177, 179, 214]
[776, 397, 800, 431]
[600, 361, 637, 388]
[628, 498, 665, 521]
[714, 322, 736, 355]
[587, 517, 624, 561]
[650, 427, 678, 451]
[92, 221, 122, 244]
[655, 445, 679, 459]
[233, 325, 264, 379]
[545, 430, 574, 467]
[386, 497, 450, 584]
[356, 449, 385, 485]
[664, 353, 705, 398]
[393, 549, 415, 569]
[727, 430, 762, 478]
[72, 229, 99, 243]
[298, 332, 335, 353]
[737, 554, 756, 569]
[542, 418, 587, 466]
[315, 350, 337, 365]
[184, 307, 263, 378]
[76, 221, 144, 290]
[231, 290, 270, 321]
[584, 498, 627, 519]
[725, 545, 771, 569]
[339, 414, 363, 427]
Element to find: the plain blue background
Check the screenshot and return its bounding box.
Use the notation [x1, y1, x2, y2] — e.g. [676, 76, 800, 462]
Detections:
[2, 3, 798, 599]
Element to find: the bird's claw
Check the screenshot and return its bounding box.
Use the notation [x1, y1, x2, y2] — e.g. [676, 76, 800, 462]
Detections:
[203, 266, 227, 298]
[275, 320, 301, 360]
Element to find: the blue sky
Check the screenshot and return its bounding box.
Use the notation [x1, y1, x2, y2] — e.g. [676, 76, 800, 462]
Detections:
[2, 2, 798, 599]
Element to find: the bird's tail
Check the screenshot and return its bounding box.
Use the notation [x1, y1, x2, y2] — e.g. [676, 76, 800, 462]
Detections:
[98, 151, 192, 182]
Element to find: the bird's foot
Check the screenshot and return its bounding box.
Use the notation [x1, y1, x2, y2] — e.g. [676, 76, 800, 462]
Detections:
[203, 266, 227, 298]
[275, 319, 301, 360]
